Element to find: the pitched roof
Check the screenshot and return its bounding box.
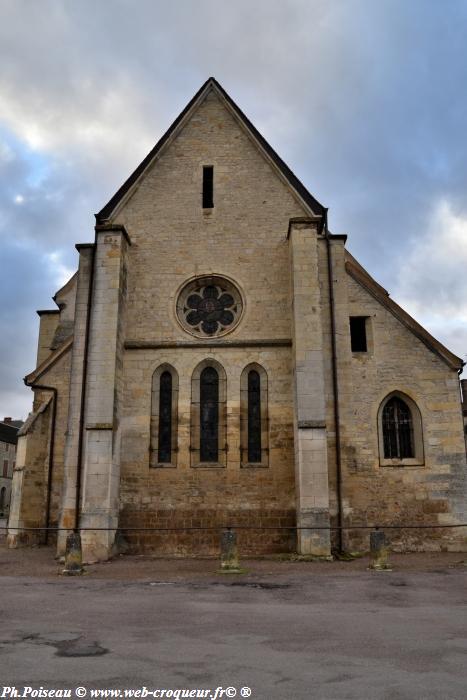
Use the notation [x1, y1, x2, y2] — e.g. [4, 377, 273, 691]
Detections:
[96, 77, 326, 224]
[17, 398, 52, 437]
[0, 421, 19, 445]
[24, 336, 73, 386]
[345, 252, 464, 372]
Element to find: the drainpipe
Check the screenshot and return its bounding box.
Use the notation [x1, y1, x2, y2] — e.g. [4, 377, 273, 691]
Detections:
[324, 210, 344, 552]
[26, 384, 57, 545]
[74, 242, 96, 531]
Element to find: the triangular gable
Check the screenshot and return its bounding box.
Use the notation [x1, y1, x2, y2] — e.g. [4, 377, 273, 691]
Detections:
[96, 77, 326, 224]
[345, 252, 464, 371]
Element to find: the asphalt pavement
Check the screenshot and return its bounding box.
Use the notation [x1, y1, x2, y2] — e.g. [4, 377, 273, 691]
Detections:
[1, 562, 467, 700]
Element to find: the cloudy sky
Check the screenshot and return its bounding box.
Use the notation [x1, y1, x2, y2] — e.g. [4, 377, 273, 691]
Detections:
[1, 0, 467, 419]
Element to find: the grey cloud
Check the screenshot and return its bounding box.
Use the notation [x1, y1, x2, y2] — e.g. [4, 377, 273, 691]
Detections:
[1, 0, 467, 416]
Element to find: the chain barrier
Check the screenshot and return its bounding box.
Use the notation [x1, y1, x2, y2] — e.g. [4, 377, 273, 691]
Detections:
[1, 523, 467, 532]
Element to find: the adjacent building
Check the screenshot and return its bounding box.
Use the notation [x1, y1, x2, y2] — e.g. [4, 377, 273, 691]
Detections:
[0, 418, 21, 518]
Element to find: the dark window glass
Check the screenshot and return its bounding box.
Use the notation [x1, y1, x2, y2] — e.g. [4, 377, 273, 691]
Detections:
[200, 366, 219, 461]
[350, 317, 367, 352]
[158, 371, 172, 463]
[382, 397, 414, 459]
[202, 166, 214, 208]
[2, 460, 7, 478]
[248, 370, 262, 462]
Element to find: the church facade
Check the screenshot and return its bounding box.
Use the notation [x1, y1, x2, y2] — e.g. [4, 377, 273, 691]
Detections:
[8, 78, 467, 561]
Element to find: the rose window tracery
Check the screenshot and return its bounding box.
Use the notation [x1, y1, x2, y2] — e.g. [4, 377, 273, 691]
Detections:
[176, 276, 243, 337]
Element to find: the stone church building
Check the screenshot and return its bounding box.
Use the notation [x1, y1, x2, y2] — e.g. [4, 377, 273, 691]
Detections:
[8, 78, 467, 561]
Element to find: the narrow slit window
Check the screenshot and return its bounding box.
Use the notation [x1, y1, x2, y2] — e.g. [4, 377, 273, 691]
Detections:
[240, 363, 268, 467]
[158, 371, 172, 463]
[200, 366, 219, 461]
[247, 370, 262, 463]
[150, 364, 178, 468]
[202, 166, 214, 208]
[350, 316, 367, 352]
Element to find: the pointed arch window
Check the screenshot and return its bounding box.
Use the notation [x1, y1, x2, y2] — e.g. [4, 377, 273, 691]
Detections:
[378, 392, 424, 466]
[191, 360, 227, 467]
[200, 367, 219, 462]
[158, 371, 173, 463]
[248, 370, 261, 462]
[382, 397, 414, 459]
[150, 365, 179, 468]
[241, 363, 269, 467]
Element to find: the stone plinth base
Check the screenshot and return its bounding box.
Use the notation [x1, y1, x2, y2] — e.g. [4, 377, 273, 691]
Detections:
[297, 507, 331, 557]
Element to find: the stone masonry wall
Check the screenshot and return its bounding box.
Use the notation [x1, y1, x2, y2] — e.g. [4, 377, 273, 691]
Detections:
[113, 89, 305, 553]
[33, 353, 72, 534]
[340, 273, 467, 551]
[119, 347, 296, 555]
[115, 90, 304, 344]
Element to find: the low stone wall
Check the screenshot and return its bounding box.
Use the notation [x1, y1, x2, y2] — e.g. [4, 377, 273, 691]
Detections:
[118, 508, 296, 556]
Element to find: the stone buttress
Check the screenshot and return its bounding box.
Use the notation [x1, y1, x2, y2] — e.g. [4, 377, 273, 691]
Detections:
[289, 218, 331, 557]
[79, 226, 129, 562]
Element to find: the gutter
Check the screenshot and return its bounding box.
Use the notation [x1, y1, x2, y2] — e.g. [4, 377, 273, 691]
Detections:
[74, 241, 97, 531]
[324, 209, 344, 553]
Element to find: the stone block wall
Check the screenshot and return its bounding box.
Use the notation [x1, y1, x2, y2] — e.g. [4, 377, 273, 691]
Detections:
[12, 84, 466, 559]
[119, 346, 296, 555]
[336, 271, 467, 551]
[112, 89, 304, 554]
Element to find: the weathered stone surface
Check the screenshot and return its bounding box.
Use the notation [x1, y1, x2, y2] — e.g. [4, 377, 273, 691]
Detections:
[9, 80, 467, 561]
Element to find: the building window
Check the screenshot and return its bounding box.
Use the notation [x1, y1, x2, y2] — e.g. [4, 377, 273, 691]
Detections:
[176, 275, 243, 338]
[378, 392, 424, 466]
[248, 371, 261, 462]
[191, 359, 227, 467]
[350, 317, 368, 352]
[0, 487, 5, 513]
[240, 363, 269, 467]
[2, 460, 7, 478]
[200, 367, 219, 462]
[202, 165, 214, 208]
[158, 371, 173, 463]
[383, 397, 414, 459]
[150, 365, 179, 468]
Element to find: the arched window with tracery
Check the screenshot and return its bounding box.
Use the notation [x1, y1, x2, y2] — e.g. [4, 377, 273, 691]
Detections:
[378, 392, 424, 466]
[240, 363, 269, 467]
[150, 365, 179, 467]
[382, 396, 414, 458]
[191, 360, 227, 467]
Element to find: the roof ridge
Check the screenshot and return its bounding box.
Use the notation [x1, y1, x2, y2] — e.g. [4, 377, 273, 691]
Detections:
[96, 77, 326, 223]
[345, 256, 463, 371]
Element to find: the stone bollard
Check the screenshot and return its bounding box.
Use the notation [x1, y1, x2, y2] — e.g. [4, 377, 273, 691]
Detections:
[62, 531, 84, 575]
[219, 528, 241, 573]
[369, 529, 391, 570]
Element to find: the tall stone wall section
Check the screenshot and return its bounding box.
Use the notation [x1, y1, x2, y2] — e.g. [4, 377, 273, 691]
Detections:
[113, 90, 305, 555]
[289, 220, 330, 556]
[79, 228, 129, 562]
[57, 245, 93, 553]
[337, 269, 467, 551]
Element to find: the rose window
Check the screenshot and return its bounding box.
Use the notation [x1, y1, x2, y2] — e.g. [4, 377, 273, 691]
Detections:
[176, 276, 243, 337]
